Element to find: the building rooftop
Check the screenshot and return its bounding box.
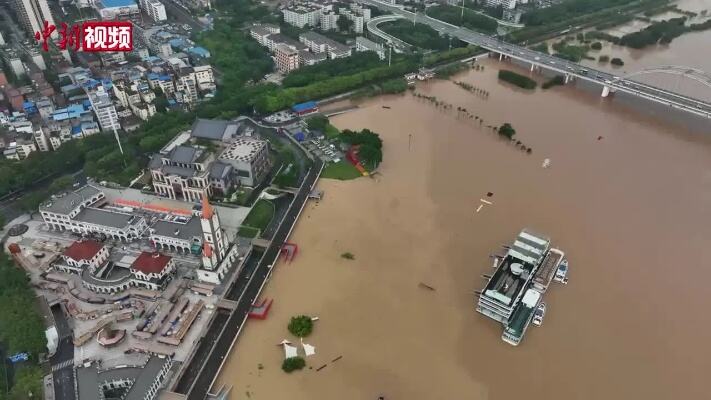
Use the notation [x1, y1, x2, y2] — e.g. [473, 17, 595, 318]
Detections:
[219, 137, 267, 164]
[209, 161, 232, 180]
[131, 252, 172, 274]
[190, 118, 239, 142]
[482, 229, 550, 307]
[101, 0, 137, 8]
[75, 208, 139, 229]
[40, 185, 103, 215]
[151, 216, 203, 241]
[169, 145, 200, 164]
[63, 240, 104, 261]
[76, 356, 170, 400]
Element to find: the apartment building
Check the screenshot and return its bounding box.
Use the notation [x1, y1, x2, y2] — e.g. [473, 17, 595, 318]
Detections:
[275, 43, 300, 73]
[282, 4, 324, 28]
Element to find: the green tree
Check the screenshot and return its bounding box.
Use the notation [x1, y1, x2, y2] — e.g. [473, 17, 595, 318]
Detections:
[306, 115, 330, 131]
[48, 175, 75, 194]
[610, 57, 624, 66]
[336, 16, 354, 32]
[282, 356, 306, 373]
[498, 123, 516, 139]
[9, 366, 43, 400]
[288, 315, 314, 337]
[357, 144, 382, 169]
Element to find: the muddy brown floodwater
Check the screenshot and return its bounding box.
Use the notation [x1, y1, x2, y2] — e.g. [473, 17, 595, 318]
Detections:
[214, 9, 711, 400]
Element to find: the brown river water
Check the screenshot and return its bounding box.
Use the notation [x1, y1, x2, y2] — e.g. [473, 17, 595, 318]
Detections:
[213, 2, 711, 399]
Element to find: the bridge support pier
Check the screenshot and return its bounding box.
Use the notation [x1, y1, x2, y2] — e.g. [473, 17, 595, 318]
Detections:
[499, 53, 503, 61]
[564, 73, 570, 84]
[530, 63, 535, 72]
[601, 85, 611, 97]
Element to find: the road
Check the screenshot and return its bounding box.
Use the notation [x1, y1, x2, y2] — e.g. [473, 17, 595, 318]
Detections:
[177, 160, 323, 399]
[360, 0, 711, 118]
[162, 0, 207, 31]
[0, 171, 85, 224]
[50, 304, 76, 400]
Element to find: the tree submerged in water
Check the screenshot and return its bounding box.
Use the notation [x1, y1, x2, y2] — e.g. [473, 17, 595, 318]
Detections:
[498, 123, 516, 139]
[288, 315, 314, 337]
[282, 356, 306, 373]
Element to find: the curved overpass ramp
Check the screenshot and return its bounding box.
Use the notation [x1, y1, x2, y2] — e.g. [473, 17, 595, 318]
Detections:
[358, 0, 711, 118]
[366, 15, 411, 50]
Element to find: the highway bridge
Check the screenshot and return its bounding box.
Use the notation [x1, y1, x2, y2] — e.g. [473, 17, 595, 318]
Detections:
[360, 0, 711, 118]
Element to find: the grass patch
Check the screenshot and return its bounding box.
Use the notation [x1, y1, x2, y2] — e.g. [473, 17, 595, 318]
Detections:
[238, 199, 275, 238]
[322, 161, 363, 180]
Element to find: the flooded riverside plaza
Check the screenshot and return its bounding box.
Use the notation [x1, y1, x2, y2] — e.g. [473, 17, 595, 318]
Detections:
[213, 11, 711, 400]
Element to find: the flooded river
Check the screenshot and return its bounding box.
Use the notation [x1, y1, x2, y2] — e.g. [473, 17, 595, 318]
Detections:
[213, 2, 711, 399]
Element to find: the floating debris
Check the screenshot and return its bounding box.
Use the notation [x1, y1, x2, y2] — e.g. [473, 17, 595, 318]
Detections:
[476, 204, 484, 213]
[486, 192, 494, 197]
[480, 199, 493, 205]
[542, 158, 551, 168]
[418, 282, 436, 291]
[316, 364, 327, 371]
[331, 355, 343, 363]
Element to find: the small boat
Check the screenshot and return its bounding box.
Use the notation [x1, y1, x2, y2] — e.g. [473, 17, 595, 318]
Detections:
[532, 302, 546, 326]
[554, 259, 569, 283]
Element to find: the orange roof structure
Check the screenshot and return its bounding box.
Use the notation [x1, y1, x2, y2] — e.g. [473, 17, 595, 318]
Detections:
[201, 195, 213, 220]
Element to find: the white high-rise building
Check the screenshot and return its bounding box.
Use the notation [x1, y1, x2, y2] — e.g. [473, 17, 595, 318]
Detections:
[282, 4, 324, 28]
[88, 86, 120, 132]
[12, 0, 57, 37]
[140, 0, 167, 22]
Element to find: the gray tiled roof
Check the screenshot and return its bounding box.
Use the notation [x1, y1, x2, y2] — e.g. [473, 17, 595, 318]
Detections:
[76, 356, 170, 400]
[209, 161, 232, 180]
[40, 185, 102, 215]
[190, 118, 240, 142]
[75, 208, 137, 229]
[169, 145, 199, 164]
[151, 217, 203, 241]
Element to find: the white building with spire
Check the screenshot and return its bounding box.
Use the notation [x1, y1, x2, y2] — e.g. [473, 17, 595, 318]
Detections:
[197, 196, 237, 284]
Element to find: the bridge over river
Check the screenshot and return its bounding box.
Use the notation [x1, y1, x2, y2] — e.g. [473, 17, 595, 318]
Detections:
[360, 0, 711, 119]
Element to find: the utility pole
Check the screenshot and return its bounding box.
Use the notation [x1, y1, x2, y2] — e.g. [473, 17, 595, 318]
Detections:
[388, 45, 392, 67]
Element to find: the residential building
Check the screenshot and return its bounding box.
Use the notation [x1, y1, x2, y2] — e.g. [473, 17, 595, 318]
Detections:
[299, 49, 327, 66]
[483, 0, 518, 9]
[34, 127, 51, 151]
[2, 49, 26, 78]
[96, 0, 141, 21]
[250, 24, 280, 47]
[194, 65, 216, 91]
[356, 36, 386, 60]
[11, 0, 57, 37]
[320, 12, 339, 31]
[140, 0, 167, 22]
[275, 43, 300, 73]
[88, 86, 120, 131]
[282, 4, 324, 28]
[299, 31, 351, 59]
[176, 68, 199, 105]
[217, 137, 270, 187]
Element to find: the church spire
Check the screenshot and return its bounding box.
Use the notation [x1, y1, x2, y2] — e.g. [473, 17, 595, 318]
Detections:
[201, 195, 213, 220]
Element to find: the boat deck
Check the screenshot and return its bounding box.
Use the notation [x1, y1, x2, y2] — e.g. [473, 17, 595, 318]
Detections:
[532, 248, 563, 292]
